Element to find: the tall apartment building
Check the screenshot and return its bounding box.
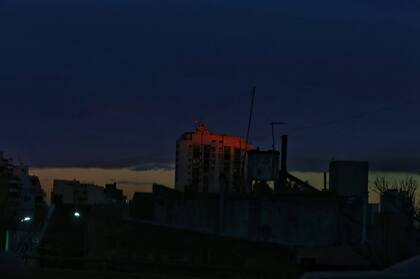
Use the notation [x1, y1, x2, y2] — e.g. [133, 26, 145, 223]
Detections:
[175, 124, 252, 193]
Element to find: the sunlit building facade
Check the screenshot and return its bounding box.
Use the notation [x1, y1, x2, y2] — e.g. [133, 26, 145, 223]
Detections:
[175, 124, 252, 193]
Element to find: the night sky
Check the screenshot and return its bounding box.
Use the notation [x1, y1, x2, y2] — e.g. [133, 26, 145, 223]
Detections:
[2, 0, 420, 172]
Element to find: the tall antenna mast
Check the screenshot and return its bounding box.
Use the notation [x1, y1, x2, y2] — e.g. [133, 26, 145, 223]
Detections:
[245, 86, 256, 146]
[240, 86, 256, 192]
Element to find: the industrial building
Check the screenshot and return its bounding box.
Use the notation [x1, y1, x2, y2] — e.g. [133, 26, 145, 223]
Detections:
[131, 184, 341, 246]
[175, 123, 252, 193]
[129, 125, 420, 269]
[129, 130, 386, 269]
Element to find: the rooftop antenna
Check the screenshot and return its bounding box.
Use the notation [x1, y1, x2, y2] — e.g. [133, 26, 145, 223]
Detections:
[240, 86, 256, 192]
[270, 121, 286, 151]
[245, 86, 256, 146]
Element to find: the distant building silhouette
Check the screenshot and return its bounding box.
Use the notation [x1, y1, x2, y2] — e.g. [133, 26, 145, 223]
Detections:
[380, 189, 412, 214]
[52, 179, 126, 206]
[104, 182, 127, 206]
[0, 152, 47, 252]
[329, 161, 369, 244]
[247, 149, 280, 192]
[175, 124, 252, 193]
[0, 153, 46, 225]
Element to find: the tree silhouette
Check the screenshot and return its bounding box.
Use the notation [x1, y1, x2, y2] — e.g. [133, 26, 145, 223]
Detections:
[371, 176, 418, 218]
[371, 176, 391, 194]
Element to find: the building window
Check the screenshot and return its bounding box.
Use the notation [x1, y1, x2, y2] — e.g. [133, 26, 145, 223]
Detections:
[193, 146, 201, 158]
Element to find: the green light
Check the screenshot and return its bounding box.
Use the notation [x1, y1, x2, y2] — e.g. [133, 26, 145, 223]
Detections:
[5, 230, 10, 252]
[74, 211, 81, 218]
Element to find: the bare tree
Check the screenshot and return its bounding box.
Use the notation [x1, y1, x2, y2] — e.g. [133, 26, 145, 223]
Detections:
[371, 176, 391, 194]
[398, 176, 417, 205]
[372, 175, 418, 218]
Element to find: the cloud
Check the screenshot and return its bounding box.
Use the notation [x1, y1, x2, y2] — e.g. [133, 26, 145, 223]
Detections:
[371, 158, 420, 173]
[129, 163, 175, 171]
[114, 180, 156, 186]
[289, 157, 420, 173]
[32, 158, 175, 171]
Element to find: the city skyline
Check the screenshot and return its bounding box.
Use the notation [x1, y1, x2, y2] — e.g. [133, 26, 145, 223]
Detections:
[29, 167, 420, 205]
[2, 1, 420, 276]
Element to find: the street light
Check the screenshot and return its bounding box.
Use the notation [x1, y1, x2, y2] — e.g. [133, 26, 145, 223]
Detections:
[20, 217, 32, 223]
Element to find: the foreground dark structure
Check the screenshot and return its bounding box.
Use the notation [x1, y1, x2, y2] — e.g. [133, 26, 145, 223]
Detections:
[37, 204, 300, 278]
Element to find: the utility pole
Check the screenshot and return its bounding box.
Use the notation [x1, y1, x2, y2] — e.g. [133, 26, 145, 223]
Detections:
[270, 121, 285, 151]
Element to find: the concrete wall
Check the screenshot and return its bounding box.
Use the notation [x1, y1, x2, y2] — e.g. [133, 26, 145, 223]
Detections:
[224, 200, 249, 238]
[155, 198, 219, 233]
[261, 200, 339, 245]
[150, 194, 340, 246]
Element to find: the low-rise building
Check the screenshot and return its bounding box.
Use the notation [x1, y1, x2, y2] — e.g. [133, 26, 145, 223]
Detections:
[0, 152, 47, 252]
[52, 179, 126, 206]
[104, 182, 127, 205]
[0, 152, 46, 225]
[380, 189, 412, 215]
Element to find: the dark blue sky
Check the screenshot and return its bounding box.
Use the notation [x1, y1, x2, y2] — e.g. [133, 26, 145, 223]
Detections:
[1, 0, 420, 171]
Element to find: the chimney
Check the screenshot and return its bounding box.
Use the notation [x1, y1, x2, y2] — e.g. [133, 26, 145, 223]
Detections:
[281, 135, 288, 173]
